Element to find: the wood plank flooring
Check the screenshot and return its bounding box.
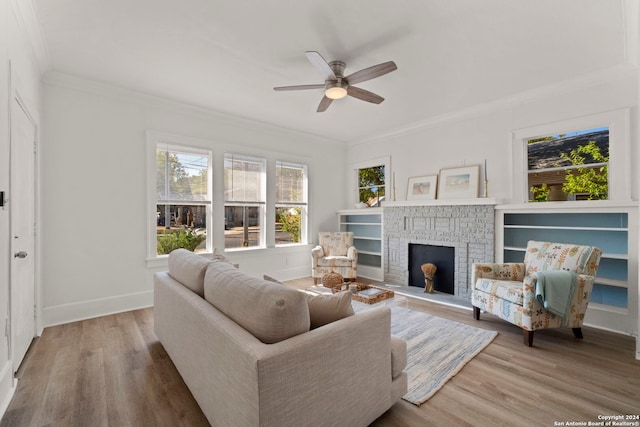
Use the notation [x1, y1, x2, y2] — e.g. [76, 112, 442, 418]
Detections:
[2, 278, 639, 427]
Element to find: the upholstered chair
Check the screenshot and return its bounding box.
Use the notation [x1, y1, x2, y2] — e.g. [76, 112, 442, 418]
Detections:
[471, 240, 602, 346]
[311, 232, 358, 285]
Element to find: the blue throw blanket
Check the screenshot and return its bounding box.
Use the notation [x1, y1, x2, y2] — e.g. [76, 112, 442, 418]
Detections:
[534, 270, 578, 326]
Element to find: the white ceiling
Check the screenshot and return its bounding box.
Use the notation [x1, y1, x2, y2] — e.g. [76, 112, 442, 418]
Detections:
[32, 0, 637, 142]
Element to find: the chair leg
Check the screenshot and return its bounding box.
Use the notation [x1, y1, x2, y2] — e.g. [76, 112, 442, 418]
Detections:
[313, 277, 318, 285]
[473, 306, 480, 320]
[523, 330, 534, 347]
[572, 328, 584, 339]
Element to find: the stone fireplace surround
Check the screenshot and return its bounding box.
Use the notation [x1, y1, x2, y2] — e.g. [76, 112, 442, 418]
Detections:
[383, 200, 496, 300]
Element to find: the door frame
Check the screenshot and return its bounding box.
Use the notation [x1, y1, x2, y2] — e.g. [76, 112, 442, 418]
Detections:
[8, 64, 40, 371]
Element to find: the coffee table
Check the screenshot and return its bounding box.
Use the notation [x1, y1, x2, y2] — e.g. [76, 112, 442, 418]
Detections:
[304, 286, 408, 310]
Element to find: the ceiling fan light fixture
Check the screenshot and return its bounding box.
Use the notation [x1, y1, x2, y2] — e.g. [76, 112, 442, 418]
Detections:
[325, 81, 348, 100]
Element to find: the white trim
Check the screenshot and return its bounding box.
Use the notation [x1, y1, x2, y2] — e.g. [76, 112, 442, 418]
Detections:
[146, 131, 213, 259]
[383, 198, 498, 208]
[350, 156, 391, 206]
[41, 290, 154, 328]
[348, 64, 637, 147]
[623, 0, 639, 66]
[44, 72, 341, 147]
[511, 109, 632, 203]
[0, 361, 17, 422]
[9, 0, 51, 72]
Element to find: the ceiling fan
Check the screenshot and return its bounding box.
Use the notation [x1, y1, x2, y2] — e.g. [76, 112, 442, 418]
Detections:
[274, 51, 397, 112]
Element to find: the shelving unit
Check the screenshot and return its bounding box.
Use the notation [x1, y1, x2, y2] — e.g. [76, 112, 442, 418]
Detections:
[496, 203, 638, 335]
[338, 208, 383, 281]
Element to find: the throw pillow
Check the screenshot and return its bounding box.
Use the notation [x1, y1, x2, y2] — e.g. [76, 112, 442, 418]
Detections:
[307, 291, 355, 329]
[167, 248, 211, 297]
[204, 261, 310, 344]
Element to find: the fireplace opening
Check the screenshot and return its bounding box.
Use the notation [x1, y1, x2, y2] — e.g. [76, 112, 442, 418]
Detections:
[408, 244, 455, 294]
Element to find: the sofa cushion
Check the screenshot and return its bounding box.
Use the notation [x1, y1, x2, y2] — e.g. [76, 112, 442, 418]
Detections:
[306, 291, 355, 329]
[390, 335, 407, 379]
[204, 261, 310, 344]
[167, 249, 212, 297]
[317, 256, 353, 268]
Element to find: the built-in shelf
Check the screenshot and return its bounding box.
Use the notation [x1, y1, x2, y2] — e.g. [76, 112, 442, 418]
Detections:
[338, 209, 383, 281]
[497, 206, 638, 335]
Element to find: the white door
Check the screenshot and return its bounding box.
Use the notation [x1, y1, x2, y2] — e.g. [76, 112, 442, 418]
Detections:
[10, 94, 36, 371]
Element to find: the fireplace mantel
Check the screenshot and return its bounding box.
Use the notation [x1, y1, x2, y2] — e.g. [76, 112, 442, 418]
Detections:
[382, 198, 499, 208]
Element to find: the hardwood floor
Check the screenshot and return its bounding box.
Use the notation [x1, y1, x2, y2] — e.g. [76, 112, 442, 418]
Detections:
[2, 278, 639, 427]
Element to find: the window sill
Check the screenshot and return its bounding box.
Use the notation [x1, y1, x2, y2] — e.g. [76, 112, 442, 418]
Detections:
[496, 199, 637, 211]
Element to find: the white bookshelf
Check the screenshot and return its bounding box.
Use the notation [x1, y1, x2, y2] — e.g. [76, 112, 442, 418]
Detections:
[496, 203, 638, 336]
[338, 208, 383, 281]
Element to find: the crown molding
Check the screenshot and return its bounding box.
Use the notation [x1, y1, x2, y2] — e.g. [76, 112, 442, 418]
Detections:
[43, 70, 342, 146]
[623, 0, 639, 66]
[9, 0, 51, 72]
[348, 64, 638, 147]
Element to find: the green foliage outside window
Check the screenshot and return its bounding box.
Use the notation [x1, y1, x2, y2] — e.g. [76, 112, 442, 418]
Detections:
[529, 140, 608, 202]
[157, 228, 206, 254]
[359, 165, 385, 205]
[561, 141, 608, 200]
[277, 207, 301, 243]
[530, 183, 550, 202]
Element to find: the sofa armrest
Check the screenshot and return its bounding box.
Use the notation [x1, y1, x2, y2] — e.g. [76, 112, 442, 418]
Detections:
[472, 262, 525, 283]
[252, 308, 400, 427]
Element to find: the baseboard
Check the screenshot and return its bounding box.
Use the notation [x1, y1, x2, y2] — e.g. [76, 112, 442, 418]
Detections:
[0, 361, 16, 421]
[42, 290, 154, 327]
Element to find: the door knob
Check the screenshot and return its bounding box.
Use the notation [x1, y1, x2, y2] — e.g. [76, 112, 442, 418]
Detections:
[14, 251, 27, 259]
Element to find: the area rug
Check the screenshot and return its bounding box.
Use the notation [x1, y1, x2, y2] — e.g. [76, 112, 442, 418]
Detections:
[355, 304, 498, 406]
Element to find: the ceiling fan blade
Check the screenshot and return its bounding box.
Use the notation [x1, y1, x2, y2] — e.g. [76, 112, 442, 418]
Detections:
[305, 51, 336, 80]
[317, 96, 333, 112]
[347, 86, 384, 104]
[274, 84, 325, 91]
[345, 61, 397, 85]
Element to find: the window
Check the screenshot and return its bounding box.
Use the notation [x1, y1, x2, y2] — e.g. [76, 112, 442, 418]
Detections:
[155, 143, 211, 255]
[358, 165, 385, 206]
[224, 153, 266, 249]
[527, 127, 609, 202]
[512, 110, 630, 203]
[275, 161, 307, 245]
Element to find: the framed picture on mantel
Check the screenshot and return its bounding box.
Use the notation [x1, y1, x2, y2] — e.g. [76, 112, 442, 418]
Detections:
[407, 175, 438, 200]
[438, 165, 480, 199]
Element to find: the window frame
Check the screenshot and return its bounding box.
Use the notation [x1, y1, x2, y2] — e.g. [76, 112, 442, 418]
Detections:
[147, 132, 213, 259]
[512, 110, 630, 203]
[275, 160, 308, 246]
[224, 152, 267, 251]
[351, 156, 391, 206]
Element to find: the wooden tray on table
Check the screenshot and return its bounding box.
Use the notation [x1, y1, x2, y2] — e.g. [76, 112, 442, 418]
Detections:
[331, 283, 395, 305]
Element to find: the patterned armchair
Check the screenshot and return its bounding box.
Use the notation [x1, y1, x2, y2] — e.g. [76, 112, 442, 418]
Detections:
[471, 240, 602, 346]
[312, 232, 358, 285]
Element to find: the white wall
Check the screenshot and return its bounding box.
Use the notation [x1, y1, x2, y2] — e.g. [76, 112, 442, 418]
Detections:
[346, 71, 639, 339]
[40, 73, 346, 327]
[347, 73, 638, 205]
[0, 0, 43, 416]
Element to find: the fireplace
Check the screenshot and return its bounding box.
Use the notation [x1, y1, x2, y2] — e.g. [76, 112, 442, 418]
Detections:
[408, 244, 455, 294]
[383, 203, 495, 300]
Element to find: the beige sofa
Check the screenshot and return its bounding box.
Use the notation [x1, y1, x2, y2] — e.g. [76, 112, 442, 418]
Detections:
[154, 249, 407, 427]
